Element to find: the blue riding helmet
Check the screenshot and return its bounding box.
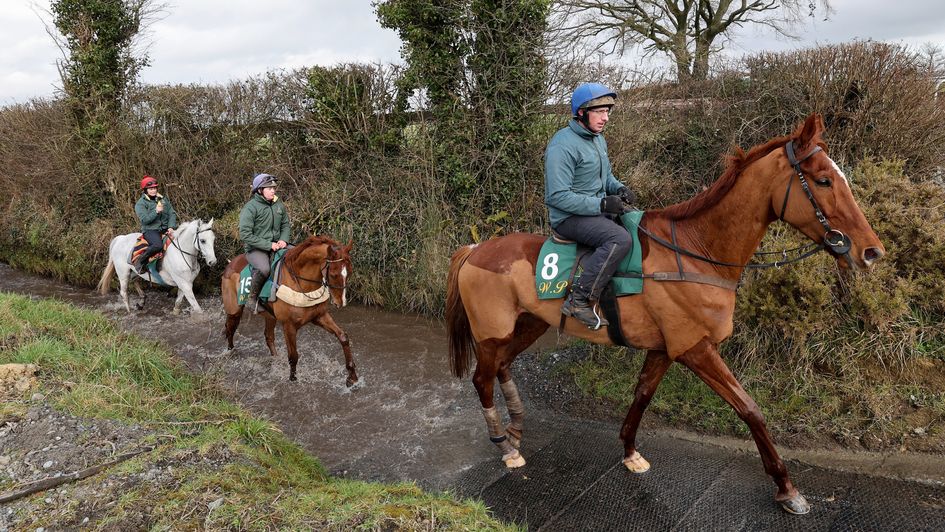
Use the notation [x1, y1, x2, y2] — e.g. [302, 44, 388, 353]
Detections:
[570, 83, 617, 116]
[251, 173, 277, 193]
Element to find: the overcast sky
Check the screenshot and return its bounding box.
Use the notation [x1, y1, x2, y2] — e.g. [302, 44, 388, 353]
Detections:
[2, 0, 944, 106]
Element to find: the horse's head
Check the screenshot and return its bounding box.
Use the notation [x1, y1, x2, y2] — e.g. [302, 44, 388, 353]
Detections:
[195, 218, 218, 267]
[324, 239, 353, 307]
[772, 114, 885, 270]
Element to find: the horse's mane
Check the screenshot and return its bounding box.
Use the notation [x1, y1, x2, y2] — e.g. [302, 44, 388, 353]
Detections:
[283, 235, 339, 263]
[659, 123, 825, 220]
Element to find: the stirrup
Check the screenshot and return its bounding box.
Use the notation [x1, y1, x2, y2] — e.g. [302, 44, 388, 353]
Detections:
[562, 298, 608, 330]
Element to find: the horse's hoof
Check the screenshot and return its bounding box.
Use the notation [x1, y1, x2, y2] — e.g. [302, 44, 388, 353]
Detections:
[503, 450, 525, 468]
[622, 451, 650, 473]
[289, 374, 297, 382]
[778, 493, 811, 515]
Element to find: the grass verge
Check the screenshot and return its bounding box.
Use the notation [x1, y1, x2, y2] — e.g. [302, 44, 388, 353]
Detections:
[0, 292, 514, 531]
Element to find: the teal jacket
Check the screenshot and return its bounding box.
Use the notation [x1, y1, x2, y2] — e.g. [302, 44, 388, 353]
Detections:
[239, 193, 291, 253]
[544, 119, 625, 228]
[134, 193, 177, 232]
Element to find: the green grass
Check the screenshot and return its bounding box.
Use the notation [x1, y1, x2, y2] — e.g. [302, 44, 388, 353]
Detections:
[0, 292, 515, 531]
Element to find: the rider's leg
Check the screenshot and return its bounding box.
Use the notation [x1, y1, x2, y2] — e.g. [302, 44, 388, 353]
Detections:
[135, 230, 163, 274]
[245, 250, 272, 309]
[554, 214, 632, 330]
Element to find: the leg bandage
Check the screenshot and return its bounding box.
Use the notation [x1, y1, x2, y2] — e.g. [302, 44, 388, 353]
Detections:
[500, 380, 525, 431]
[482, 406, 516, 456]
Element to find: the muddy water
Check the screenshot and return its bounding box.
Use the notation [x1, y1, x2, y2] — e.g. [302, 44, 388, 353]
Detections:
[0, 263, 558, 486]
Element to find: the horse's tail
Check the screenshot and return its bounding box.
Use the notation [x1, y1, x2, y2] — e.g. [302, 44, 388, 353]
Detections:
[97, 256, 115, 295]
[446, 244, 477, 379]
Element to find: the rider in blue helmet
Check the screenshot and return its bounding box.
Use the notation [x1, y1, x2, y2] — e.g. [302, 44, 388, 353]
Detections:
[238, 173, 292, 311]
[544, 82, 637, 330]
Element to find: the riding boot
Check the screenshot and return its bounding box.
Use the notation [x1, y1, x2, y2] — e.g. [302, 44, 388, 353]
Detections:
[561, 286, 609, 330]
[245, 271, 267, 311]
[133, 255, 149, 275]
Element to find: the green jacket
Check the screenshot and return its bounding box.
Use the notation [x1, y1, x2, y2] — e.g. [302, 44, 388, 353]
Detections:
[239, 193, 291, 252]
[135, 193, 177, 232]
[544, 119, 625, 228]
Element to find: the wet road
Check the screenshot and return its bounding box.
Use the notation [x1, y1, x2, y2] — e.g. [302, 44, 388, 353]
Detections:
[2, 263, 944, 530]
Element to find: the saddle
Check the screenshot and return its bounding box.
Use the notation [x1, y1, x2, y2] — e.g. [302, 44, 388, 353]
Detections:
[536, 211, 645, 300]
[130, 234, 173, 268]
[236, 249, 286, 306]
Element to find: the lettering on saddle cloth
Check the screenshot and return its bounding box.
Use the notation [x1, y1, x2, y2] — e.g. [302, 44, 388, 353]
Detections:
[130, 234, 172, 266]
[536, 210, 644, 300]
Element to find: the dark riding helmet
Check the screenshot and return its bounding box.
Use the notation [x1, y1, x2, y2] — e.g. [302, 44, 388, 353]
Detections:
[570, 82, 617, 116]
[140, 175, 158, 190]
[251, 173, 277, 193]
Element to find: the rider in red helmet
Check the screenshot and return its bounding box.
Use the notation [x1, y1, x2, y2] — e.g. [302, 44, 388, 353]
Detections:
[544, 83, 637, 330]
[133, 175, 177, 274]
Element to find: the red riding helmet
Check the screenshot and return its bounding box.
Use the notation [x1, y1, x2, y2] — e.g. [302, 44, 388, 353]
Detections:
[140, 175, 158, 190]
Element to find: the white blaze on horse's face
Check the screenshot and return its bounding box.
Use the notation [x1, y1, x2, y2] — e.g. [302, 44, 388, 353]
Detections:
[341, 265, 348, 307]
[198, 224, 218, 266]
[828, 157, 849, 185]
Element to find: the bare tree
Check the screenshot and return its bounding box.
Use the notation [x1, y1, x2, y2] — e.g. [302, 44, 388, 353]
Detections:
[552, 0, 831, 83]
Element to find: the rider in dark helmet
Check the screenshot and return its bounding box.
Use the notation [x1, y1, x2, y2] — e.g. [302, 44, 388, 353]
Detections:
[239, 173, 292, 310]
[544, 82, 637, 330]
[133, 175, 177, 274]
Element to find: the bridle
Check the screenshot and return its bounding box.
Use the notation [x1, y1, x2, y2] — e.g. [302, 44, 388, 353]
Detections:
[282, 248, 349, 303]
[779, 140, 854, 264]
[170, 224, 215, 272]
[638, 140, 854, 272]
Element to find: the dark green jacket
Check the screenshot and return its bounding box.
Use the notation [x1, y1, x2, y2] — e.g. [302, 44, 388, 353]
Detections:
[135, 193, 177, 232]
[239, 193, 291, 252]
[544, 119, 625, 228]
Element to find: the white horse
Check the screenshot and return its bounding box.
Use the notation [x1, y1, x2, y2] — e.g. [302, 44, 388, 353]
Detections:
[97, 219, 218, 314]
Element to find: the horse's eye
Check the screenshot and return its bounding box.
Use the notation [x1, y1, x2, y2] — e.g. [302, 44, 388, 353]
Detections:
[815, 177, 832, 187]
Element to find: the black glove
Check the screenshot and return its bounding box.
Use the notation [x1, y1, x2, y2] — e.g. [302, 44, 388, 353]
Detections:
[600, 195, 626, 214]
[617, 186, 636, 206]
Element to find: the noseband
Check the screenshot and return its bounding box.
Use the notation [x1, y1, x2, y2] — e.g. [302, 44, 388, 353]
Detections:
[779, 141, 854, 263]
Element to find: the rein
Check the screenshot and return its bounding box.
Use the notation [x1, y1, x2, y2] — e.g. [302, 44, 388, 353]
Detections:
[632, 141, 851, 290]
[282, 250, 347, 302]
[170, 226, 213, 272]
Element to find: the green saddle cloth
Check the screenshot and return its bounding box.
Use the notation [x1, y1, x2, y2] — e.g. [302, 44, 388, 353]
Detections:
[237, 249, 287, 305]
[536, 210, 644, 300]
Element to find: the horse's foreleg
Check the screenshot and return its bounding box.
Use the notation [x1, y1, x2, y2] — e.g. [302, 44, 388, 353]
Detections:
[620, 349, 672, 473]
[314, 312, 358, 387]
[264, 315, 278, 357]
[677, 338, 810, 515]
[176, 281, 202, 314]
[473, 341, 524, 468]
[173, 288, 186, 315]
[282, 321, 300, 381]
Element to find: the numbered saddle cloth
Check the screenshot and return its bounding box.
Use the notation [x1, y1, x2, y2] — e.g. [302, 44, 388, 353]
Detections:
[536, 210, 645, 299]
[236, 249, 287, 305]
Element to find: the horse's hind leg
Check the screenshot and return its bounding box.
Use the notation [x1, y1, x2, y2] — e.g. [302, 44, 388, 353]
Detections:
[619, 349, 672, 473]
[472, 340, 525, 468]
[314, 311, 358, 387]
[677, 338, 810, 515]
[496, 313, 548, 450]
[224, 310, 243, 350]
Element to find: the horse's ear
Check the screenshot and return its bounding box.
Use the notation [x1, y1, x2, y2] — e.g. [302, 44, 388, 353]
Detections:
[345, 239, 353, 253]
[796, 113, 825, 152]
[207, 218, 214, 227]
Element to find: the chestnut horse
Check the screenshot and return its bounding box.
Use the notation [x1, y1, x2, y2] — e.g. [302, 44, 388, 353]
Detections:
[446, 114, 885, 514]
[222, 236, 357, 385]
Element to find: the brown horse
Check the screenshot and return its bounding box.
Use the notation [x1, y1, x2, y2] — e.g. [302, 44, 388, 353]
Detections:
[222, 236, 358, 385]
[445, 114, 885, 514]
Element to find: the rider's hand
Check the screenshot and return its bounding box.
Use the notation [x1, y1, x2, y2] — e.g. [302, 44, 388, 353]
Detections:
[166, 228, 175, 237]
[155, 201, 164, 213]
[271, 242, 280, 251]
[276, 240, 287, 249]
[617, 186, 636, 206]
[600, 195, 626, 214]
